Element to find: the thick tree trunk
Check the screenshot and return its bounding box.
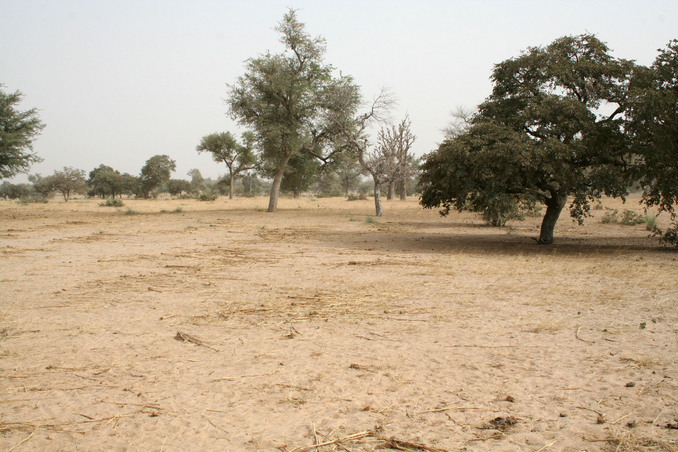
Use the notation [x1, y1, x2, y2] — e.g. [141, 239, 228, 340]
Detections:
[293, 189, 300, 199]
[374, 182, 383, 217]
[537, 194, 568, 244]
[387, 181, 395, 200]
[399, 179, 407, 201]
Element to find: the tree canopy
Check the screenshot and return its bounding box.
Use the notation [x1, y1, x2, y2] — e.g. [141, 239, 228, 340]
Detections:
[0, 86, 45, 178]
[50, 166, 86, 201]
[627, 39, 678, 245]
[227, 9, 361, 212]
[139, 154, 176, 199]
[196, 131, 257, 199]
[420, 34, 634, 244]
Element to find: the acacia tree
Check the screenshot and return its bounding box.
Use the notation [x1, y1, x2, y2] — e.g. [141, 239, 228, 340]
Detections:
[196, 132, 257, 199]
[51, 167, 86, 201]
[227, 9, 361, 212]
[139, 154, 175, 199]
[421, 34, 634, 244]
[0, 86, 45, 178]
[627, 39, 678, 245]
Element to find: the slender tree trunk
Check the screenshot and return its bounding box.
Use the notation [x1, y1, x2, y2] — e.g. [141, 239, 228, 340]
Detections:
[373, 180, 383, 217]
[268, 167, 285, 212]
[268, 153, 294, 212]
[229, 174, 234, 200]
[537, 194, 568, 244]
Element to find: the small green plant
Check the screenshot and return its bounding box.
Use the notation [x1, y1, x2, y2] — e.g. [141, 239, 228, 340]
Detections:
[644, 214, 657, 231]
[601, 208, 619, 224]
[365, 217, 379, 224]
[122, 208, 140, 215]
[172, 207, 183, 214]
[593, 201, 604, 210]
[639, 322, 647, 330]
[99, 198, 124, 207]
[620, 209, 644, 226]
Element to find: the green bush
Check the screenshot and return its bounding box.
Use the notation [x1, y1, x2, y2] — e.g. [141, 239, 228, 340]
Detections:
[99, 198, 124, 207]
[601, 208, 619, 224]
[17, 196, 47, 204]
[620, 209, 644, 226]
[347, 193, 367, 201]
[198, 193, 217, 201]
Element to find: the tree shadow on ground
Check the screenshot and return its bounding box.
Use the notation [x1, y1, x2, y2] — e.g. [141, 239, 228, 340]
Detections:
[312, 228, 674, 257]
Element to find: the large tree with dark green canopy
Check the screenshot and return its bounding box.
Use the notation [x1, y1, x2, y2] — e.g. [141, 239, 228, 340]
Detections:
[0, 86, 45, 178]
[627, 39, 678, 246]
[420, 34, 634, 244]
[227, 9, 361, 212]
[139, 154, 176, 199]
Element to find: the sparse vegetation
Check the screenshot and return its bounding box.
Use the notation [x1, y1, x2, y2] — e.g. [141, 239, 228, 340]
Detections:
[602, 209, 647, 226]
[1, 195, 676, 451]
[17, 195, 47, 204]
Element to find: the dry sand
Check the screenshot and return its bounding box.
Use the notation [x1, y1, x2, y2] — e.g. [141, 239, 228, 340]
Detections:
[1, 195, 676, 451]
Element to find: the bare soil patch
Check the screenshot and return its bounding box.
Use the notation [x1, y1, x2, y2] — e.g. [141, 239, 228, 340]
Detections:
[1, 195, 676, 451]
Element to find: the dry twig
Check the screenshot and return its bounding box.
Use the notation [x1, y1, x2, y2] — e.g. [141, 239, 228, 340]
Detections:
[417, 406, 483, 414]
[174, 331, 219, 351]
[7, 430, 35, 452]
[575, 326, 595, 343]
[289, 431, 372, 452]
[212, 369, 280, 382]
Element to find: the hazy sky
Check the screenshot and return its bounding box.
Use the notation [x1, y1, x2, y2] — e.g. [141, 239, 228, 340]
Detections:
[2, 0, 677, 183]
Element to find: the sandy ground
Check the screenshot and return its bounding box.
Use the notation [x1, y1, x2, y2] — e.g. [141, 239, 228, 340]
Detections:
[1, 195, 676, 451]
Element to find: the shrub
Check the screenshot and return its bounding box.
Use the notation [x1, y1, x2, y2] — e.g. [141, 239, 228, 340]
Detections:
[620, 209, 644, 226]
[601, 208, 619, 224]
[17, 196, 47, 204]
[347, 193, 367, 201]
[198, 193, 217, 201]
[644, 214, 657, 231]
[99, 198, 124, 207]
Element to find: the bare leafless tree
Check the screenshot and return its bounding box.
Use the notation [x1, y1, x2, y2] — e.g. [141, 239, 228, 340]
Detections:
[442, 106, 476, 140]
[336, 89, 397, 216]
[377, 117, 416, 200]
